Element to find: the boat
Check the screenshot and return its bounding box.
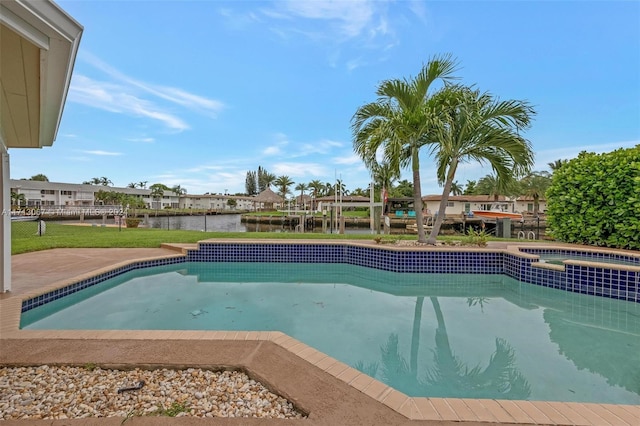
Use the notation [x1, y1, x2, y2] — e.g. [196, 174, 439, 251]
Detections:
[471, 206, 523, 221]
[10, 215, 39, 222]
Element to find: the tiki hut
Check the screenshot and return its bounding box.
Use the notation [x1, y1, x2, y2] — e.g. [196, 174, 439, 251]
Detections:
[254, 188, 282, 211]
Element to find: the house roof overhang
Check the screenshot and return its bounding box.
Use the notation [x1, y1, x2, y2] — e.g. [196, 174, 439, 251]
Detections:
[1, 0, 83, 150]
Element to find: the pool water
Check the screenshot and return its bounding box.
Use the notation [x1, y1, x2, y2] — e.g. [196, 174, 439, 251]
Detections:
[539, 253, 640, 267]
[21, 262, 640, 404]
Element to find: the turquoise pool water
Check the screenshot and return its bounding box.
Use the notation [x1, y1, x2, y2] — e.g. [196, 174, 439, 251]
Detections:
[21, 262, 640, 404]
[539, 253, 640, 267]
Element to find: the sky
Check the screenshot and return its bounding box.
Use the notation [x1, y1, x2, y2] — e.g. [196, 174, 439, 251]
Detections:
[8, 0, 640, 195]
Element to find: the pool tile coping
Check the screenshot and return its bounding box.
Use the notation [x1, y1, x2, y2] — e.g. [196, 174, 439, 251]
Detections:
[2, 241, 639, 425]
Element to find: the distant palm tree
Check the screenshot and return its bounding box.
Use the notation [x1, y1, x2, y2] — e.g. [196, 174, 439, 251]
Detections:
[127, 182, 137, 189]
[308, 179, 324, 210]
[463, 180, 477, 195]
[371, 160, 400, 208]
[149, 183, 169, 213]
[475, 174, 520, 201]
[274, 175, 294, 206]
[84, 177, 113, 186]
[10, 191, 26, 207]
[352, 54, 460, 243]
[262, 172, 277, 189]
[138, 181, 148, 189]
[519, 171, 551, 215]
[547, 159, 569, 172]
[450, 181, 463, 196]
[171, 185, 187, 195]
[294, 182, 308, 209]
[425, 85, 535, 245]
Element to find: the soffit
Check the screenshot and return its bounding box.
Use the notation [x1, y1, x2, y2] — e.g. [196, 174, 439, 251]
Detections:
[0, 0, 82, 149]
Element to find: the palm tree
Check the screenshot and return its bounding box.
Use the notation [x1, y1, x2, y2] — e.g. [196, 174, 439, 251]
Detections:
[261, 171, 277, 190]
[474, 173, 520, 201]
[171, 185, 187, 195]
[294, 182, 308, 209]
[370, 160, 400, 212]
[463, 180, 477, 195]
[450, 181, 463, 196]
[548, 158, 569, 173]
[127, 182, 137, 189]
[308, 179, 325, 210]
[425, 85, 535, 245]
[519, 171, 551, 216]
[274, 175, 294, 206]
[10, 191, 26, 207]
[149, 183, 168, 213]
[352, 54, 460, 243]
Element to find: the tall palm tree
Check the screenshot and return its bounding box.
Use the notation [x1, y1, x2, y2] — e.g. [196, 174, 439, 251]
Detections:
[371, 160, 400, 212]
[294, 182, 308, 209]
[519, 171, 551, 216]
[425, 85, 535, 245]
[308, 179, 324, 210]
[261, 171, 277, 190]
[352, 54, 460, 243]
[274, 175, 294, 206]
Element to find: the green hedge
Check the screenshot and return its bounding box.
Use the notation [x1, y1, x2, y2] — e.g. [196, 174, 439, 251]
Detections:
[546, 146, 640, 250]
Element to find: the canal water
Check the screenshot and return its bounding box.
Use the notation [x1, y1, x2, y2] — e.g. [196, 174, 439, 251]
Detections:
[66, 214, 377, 234]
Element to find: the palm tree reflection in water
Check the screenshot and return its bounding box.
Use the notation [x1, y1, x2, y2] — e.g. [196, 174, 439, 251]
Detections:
[356, 297, 531, 399]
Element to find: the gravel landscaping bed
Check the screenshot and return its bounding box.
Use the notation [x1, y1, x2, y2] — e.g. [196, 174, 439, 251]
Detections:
[0, 365, 306, 420]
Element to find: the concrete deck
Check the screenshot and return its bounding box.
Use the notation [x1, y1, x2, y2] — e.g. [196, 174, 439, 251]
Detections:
[1, 243, 639, 425]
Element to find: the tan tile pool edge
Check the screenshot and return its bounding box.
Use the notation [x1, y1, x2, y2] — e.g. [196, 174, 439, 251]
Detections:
[4, 244, 639, 425]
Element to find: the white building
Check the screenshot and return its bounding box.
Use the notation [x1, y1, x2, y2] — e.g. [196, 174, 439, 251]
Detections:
[9, 179, 180, 210]
[1, 0, 83, 292]
[421, 195, 518, 216]
[179, 194, 258, 211]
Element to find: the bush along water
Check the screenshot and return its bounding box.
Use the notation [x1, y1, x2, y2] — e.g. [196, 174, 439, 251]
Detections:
[545, 145, 640, 250]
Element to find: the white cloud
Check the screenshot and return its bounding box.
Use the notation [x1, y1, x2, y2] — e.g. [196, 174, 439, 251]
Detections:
[272, 162, 327, 177]
[332, 153, 362, 165]
[82, 53, 225, 118]
[277, 0, 375, 39]
[69, 75, 189, 131]
[82, 150, 123, 156]
[297, 139, 343, 155]
[126, 137, 155, 143]
[263, 146, 283, 156]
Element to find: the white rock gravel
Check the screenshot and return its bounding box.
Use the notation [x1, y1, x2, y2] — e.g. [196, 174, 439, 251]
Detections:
[0, 365, 306, 420]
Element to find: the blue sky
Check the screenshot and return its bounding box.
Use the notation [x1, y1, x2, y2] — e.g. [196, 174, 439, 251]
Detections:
[9, 0, 640, 195]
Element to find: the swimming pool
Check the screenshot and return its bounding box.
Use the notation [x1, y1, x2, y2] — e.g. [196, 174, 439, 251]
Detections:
[21, 261, 640, 405]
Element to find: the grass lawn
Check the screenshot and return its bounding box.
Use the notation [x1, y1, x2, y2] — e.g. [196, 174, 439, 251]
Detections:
[10, 222, 408, 255]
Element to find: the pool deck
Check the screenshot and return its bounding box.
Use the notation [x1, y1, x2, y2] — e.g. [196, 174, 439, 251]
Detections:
[1, 242, 639, 425]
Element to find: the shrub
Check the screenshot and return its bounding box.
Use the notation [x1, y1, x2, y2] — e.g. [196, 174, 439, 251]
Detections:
[546, 146, 640, 250]
[125, 218, 142, 228]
